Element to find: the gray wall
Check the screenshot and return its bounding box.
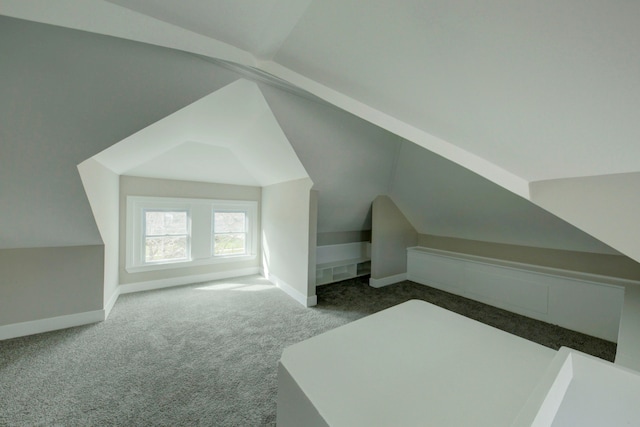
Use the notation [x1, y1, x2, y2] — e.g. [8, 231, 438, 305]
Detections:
[0, 16, 239, 250]
[390, 140, 620, 255]
[530, 172, 640, 264]
[119, 176, 261, 285]
[0, 246, 103, 326]
[371, 196, 418, 280]
[0, 16, 240, 328]
[261, 84, 401, 233]
[3, 14, 633, 330]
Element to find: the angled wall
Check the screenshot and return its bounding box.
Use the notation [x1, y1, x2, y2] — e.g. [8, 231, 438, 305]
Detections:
[77, 158, 120, 314]
[390, 140, 620, 254]
[0, 16, 240, 336]
[262, 178, 316, 306]
[370, 195, 418, 287]
[261, 84, 401, 234]
[530, 172, 640, 264]
[0, 246, 104, 339]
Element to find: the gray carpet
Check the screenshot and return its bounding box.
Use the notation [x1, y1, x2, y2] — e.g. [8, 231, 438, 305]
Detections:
[0, 275, 615, 426]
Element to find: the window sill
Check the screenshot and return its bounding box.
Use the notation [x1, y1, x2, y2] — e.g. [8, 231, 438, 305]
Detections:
[126, 254, 257, 273]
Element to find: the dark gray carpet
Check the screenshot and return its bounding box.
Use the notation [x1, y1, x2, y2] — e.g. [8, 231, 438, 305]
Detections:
[0, 275, 615, 426]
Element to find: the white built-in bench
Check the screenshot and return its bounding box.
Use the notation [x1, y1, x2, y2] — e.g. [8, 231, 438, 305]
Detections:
[315, 242, 371, 286]
[406, 246, 636, 342]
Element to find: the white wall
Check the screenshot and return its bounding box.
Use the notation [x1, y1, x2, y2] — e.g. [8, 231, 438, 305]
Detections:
[78, 158, 120, 311]
[370, 195, 417, 286]
[262, 178, 316, 306]
[119, 176, 262, 285]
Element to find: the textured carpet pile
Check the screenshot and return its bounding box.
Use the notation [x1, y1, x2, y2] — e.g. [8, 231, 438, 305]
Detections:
[0, 276, 615, 426]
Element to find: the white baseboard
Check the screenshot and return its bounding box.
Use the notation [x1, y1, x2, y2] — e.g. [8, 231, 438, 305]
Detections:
[369, 273, 407, 288]
[104, 287, 121, 320]
[119, 267, 260, 295]
[268, 273, 317, 307]
[0, 268, 263, 340]
[0, 309, 104, 341]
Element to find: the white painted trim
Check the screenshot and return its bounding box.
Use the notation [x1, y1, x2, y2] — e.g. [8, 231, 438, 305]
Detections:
[316, 242, 370, 265]
[119, 267, 260, 294]
[0, 310, 104, 341]
[307, 295, 318, 307]
[408, 246, 640, 288]
[369, 273, 407, 288]
[104, 287, 121, 320]
[125, 254, 258, 273]
[126, 196, 259, 273]
[407, 247, 626, 342]
[269, 273, 317, 307]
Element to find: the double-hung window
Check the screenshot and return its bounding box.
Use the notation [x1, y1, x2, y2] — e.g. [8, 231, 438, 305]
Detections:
[213, 210, 249, 256]
[126, 196, 257, 272]
[143, 209, 189, 263]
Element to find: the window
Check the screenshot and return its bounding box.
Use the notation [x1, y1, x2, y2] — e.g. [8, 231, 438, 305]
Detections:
[126, 196, 257, 272]
[144, 210, 189, 263]
[213, 211, 248, 256]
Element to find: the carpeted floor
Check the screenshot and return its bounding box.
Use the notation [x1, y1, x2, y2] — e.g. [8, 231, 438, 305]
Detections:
[0, 275, 616, 426]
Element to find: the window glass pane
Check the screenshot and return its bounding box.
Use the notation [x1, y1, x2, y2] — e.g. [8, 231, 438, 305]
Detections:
[214, 212, 246, 233]
[145, 211, 187, 235]
[145, 236, 187, 262]
[214, 233, 246, 256]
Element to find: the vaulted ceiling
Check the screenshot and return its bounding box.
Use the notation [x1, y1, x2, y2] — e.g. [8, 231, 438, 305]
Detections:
[2, 1, 639, 261]
[94, 79, 309, 187]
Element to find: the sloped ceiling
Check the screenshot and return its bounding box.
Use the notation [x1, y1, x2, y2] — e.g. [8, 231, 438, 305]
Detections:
[273, 0, 640, 182]
[8, 0, 636, 185]
[94, 78, 309, 187]
[126, 143, 259, 187]
[106, 0, 314, 59]
[259, 84, 402, 233]
[2, 2, 639, 260]
[391, 140, 619, 254]
[0, 15, 240, 248]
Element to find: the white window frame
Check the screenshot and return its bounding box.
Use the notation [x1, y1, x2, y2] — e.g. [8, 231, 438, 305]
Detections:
[126, 196, 258, 273]
[142, 208, 191, 265]
[212, 202, 254, 258]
